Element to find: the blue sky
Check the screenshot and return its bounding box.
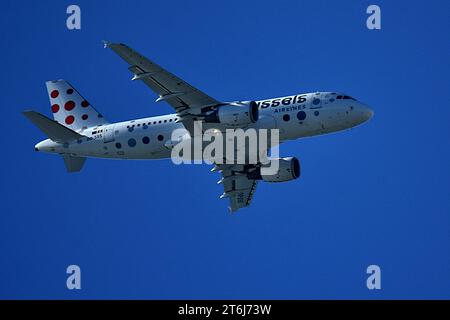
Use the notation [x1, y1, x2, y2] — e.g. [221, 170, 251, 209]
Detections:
[0, 0, 449, 299]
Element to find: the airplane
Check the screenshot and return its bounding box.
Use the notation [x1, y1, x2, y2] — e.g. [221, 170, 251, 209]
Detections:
[23, 42, 373, 212]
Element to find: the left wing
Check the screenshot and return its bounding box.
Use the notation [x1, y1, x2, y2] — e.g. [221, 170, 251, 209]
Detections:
[213, 164, 259, 213]
[104, 42, 221, 121]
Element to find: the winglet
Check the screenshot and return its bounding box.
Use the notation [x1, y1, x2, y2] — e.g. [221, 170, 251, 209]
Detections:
[102, 40, 111, 49]
[228, 206, 237, 214]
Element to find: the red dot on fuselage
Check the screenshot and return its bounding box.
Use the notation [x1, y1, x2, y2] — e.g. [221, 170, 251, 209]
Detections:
[82, 114, 88, 120]
[51, 104, 60, 113]
[66, 88, 74, 94]
[65, 115, 75, 125]
[65, 101, 75, 111]
[81, 100, 89, 108]
[51, 90, 59, 98]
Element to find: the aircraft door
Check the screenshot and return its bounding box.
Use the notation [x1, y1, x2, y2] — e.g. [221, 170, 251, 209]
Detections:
[310, 94, 323, 110]
[309, 94, 325, 133]
[103, 125, 115, 143]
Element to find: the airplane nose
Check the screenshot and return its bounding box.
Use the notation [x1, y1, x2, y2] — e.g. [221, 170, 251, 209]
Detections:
[34, 142, 42, 151]
[360, 104, 374, 122]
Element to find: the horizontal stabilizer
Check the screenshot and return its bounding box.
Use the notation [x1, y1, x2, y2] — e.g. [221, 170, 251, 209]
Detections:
[62, 154, 86, 173]
[23, 110, 85, 143]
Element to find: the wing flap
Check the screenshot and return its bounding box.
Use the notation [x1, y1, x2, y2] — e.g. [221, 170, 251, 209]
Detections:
[216, 164, 259, 213]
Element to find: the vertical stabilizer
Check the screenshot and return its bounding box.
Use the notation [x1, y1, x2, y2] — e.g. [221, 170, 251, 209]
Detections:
[62, 155, 86, 173]
[46, 80, 108, 131]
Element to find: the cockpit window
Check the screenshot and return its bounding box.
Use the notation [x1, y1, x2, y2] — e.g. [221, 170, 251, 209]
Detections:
[337, 95, 356, 101]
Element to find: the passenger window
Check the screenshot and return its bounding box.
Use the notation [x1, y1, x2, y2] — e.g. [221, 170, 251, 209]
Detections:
[128, 138, 137, 147]
[297, 111, 306, 121]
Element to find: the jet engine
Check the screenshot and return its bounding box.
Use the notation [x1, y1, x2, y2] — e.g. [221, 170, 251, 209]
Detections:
[248, 157, 300, 182]
[204, 101, 259, 126]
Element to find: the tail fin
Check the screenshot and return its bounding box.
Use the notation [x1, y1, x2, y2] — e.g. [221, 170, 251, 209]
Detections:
[46, 80, 108, 131]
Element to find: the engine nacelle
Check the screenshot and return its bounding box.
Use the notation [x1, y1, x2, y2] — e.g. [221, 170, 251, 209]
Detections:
[204, 101, 259, 126]
[259, 157, 301, 182]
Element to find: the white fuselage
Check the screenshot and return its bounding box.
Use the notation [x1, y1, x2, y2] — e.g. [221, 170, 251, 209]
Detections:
[35, 92, 373, 159]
